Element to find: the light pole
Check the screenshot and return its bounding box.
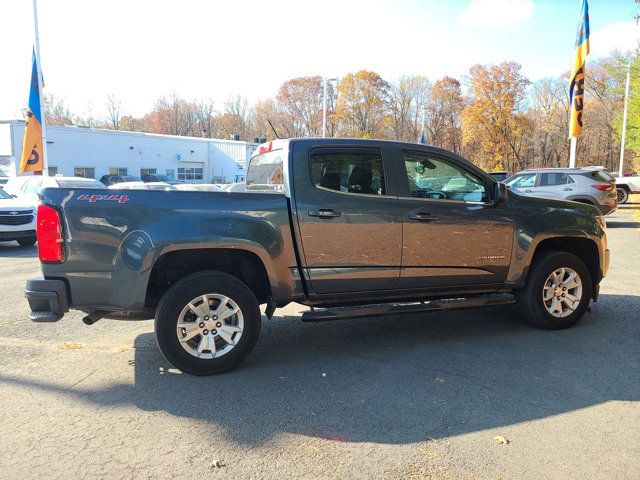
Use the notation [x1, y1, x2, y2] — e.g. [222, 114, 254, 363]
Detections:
[322, 77, 338, 138]
[618, 62, 632, 178]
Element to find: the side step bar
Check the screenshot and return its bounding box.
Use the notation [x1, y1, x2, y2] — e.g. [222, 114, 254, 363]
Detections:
[301, 294, 515, 322]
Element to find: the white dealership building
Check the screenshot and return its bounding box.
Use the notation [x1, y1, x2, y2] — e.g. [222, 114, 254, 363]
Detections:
[0, 120, 258, 183]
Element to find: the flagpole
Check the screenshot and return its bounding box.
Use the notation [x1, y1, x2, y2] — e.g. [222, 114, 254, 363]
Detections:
[32, 0, 48, 176]
[569, 137, 577, 168]
[618, 62, 631, 178]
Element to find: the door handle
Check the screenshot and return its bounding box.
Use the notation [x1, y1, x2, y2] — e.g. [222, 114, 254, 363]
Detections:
[563, 188, 573, 191]
[308, 208, 341, 218]
[408, 211, 438, 222]
[524, 189, 533, 193]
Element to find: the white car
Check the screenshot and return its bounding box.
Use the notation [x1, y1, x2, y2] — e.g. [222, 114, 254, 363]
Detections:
[614, 174, 640, 203]
[4, 176, 105, 204]
[0, 187, 37, 246]
[174, 183, 224, 192]
[109, 181, 177, 191]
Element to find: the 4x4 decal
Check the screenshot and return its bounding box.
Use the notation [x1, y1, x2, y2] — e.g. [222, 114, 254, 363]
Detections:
[77, 194, 129, 204]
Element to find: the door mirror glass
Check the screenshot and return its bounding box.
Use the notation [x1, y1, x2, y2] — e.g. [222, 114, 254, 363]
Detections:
[494, 182, 508, 206]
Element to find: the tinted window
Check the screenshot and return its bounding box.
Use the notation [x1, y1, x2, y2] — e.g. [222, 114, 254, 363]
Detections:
[0, 189, 11, 199]
[310, 147, 386, 196]
[403, 151, 486, 202]
[247, 149, 285, 189]
[588, 170, 614, 183]
[507, 173, 536, 188]
[540, 173, 569, 186]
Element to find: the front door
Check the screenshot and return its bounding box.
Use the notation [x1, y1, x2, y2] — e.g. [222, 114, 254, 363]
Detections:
[395, 148, 514, 289]
[293, 144, 402, 294]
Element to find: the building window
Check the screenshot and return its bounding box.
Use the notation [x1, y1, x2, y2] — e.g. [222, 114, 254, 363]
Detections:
[177, 167, 203, 181]
[109, 167, 127, 175]
[140, 168, 157, 176]
[74, 167, 95, 178]
[166, 169, 175, 178]
[48, 166, 58, 176]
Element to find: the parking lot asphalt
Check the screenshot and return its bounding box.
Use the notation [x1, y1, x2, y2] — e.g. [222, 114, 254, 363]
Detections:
[0, 206, 639, 480]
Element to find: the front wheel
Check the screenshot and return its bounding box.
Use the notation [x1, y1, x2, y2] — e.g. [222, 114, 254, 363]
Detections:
[616, 187, 629, 204]
[155, 271, 261, 375]
[515, 251, 592, 329]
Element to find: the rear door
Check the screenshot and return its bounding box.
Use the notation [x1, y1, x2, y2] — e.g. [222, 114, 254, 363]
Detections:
[535, 172, 574, 199]
[394, 148, 513, 289]
[293, 143, 402, 294]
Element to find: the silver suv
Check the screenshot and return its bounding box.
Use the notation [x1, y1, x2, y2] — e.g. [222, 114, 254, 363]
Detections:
[505, 167, 617, 215]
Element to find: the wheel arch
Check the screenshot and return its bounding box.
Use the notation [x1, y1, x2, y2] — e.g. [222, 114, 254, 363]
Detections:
[145, 246, 274, 309]
[525, 237, 601, 298]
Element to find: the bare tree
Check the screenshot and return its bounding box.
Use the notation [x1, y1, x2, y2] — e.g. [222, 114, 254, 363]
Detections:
[42, 94, 75, 125]
[105, 94, 122, 130]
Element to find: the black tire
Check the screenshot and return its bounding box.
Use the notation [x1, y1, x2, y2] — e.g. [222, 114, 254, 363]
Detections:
[616, 187, 629, 204]
[154, 271, 261, 375]
[515, 250, 592, 330]
[17, 237, 36, 247]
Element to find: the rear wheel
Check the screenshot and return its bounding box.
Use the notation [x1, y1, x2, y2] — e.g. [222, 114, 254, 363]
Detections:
[515, 251, 592, 329]
[155, 271, 261, 375]
[17, 237, 36, 247]
[616, 187, 629, 204]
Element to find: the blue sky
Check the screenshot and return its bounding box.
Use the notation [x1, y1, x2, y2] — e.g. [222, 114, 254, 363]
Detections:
[0, 0, 638, 120]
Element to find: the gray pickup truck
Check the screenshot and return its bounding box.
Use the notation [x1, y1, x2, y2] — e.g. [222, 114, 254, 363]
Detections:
[26, 139, 610, 375]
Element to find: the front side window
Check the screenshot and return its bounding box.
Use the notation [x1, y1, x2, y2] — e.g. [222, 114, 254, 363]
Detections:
[310, 147, 386, 196]
[403, 151, 486, 202]
[506, 173, 536, 188]
[540, 173, 570, 186]
[74, 167, 95, 179]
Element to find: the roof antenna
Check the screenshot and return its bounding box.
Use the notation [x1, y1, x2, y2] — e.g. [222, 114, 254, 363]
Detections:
[266, 119, 280, 139]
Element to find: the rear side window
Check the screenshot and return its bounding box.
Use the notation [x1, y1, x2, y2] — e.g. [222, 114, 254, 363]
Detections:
[247, 149, 285, 190]
[310, 147, 386, 196]
[540, 173, 570, 186]
[588, 170, 614, 183]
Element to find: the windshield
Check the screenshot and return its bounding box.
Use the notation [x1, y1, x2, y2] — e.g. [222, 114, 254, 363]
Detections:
[0, 189, 12, 199]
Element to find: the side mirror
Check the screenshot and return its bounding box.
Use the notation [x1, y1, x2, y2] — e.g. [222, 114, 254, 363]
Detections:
[494, 182, 507, 206]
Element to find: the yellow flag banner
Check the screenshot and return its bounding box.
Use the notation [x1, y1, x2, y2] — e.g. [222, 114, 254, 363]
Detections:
[20, 51, 44, 174]
[568, 0, 590, 138]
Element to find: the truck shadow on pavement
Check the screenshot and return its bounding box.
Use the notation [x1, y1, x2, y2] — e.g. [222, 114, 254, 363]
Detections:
[125, 293, 640, 445]
[2, 294, 638, 446]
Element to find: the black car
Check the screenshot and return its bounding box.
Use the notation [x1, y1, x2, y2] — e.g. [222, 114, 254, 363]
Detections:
[99, 175, 141, 186]
[141, 174, 180, 184]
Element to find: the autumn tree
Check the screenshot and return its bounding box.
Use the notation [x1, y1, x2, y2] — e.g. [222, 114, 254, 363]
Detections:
[143, 93, 198, 136]
[389, 76, 431, 141]
[462, 62, 532, 171]
[276, 76, 326, 137]
[335, 70, 390, 138]
[425, 76, 464, 153]
[529, 77, 570, 167]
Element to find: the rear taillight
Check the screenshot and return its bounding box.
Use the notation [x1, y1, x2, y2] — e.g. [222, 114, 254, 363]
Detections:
[591, 184, 613, 191]
[36, 204, 63, 262]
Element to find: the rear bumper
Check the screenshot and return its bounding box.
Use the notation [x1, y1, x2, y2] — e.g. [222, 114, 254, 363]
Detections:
[0, 229, 36, 241]
[24, 278, 69, 322]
